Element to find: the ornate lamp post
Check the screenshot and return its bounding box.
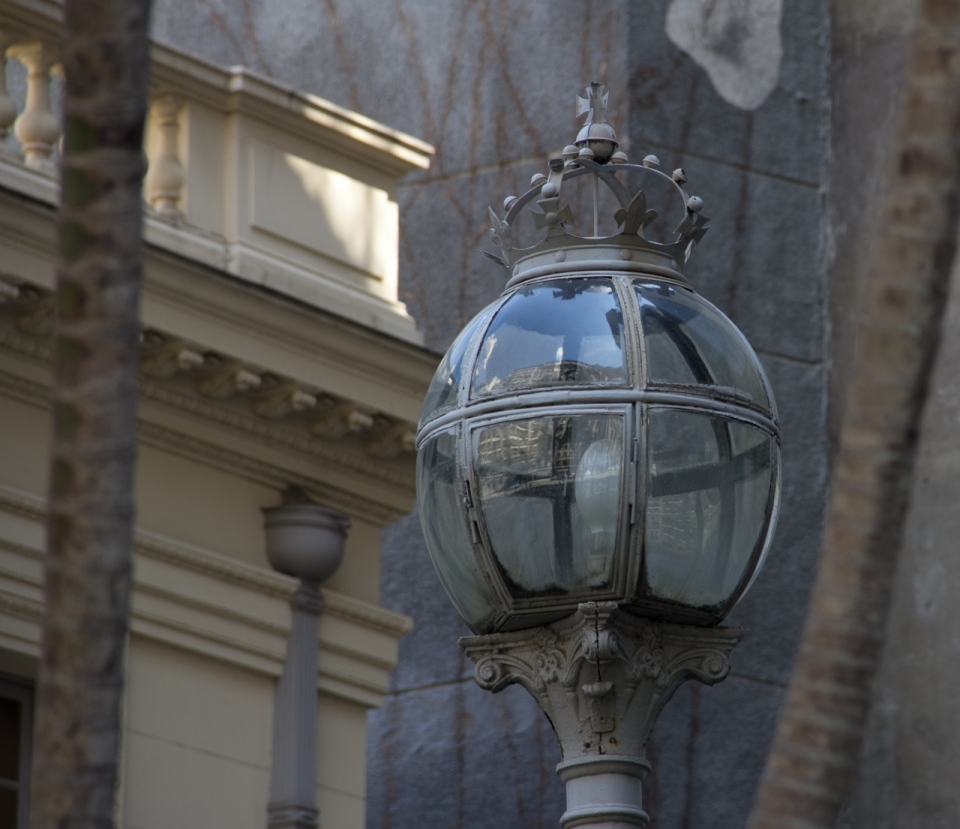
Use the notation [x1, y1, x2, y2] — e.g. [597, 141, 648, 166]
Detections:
[415, 84, 781, 829]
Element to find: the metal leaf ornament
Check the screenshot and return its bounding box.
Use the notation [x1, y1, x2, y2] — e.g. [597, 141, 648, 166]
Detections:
[614, 191, 658, 237]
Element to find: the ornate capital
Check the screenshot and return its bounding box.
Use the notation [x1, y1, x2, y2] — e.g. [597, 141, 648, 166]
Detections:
[460, 602, 742, 762]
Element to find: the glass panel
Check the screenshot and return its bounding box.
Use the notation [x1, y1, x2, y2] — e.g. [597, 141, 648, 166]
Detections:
[0, 697, 19, 781]
[644, 409, 774, 608]
[736, 445, 782, 601]
[420, 303, 497, 428]
[635, 281, 770, 408]
[418, 430, 500, 632]
[474, 414, 623, 596]
[472, 279, 626, 398]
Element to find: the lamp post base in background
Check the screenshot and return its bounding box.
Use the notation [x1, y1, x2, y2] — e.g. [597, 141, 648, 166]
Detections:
[460, 603, 743, 829]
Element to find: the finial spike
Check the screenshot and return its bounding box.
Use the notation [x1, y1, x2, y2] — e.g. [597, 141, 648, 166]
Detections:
[576, 82, 609, 126]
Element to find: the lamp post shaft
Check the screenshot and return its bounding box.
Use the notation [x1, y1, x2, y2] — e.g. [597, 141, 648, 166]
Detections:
[268, 580, 324, 829]
[558, 755, 650, 828]
[460, 603, 742, 829]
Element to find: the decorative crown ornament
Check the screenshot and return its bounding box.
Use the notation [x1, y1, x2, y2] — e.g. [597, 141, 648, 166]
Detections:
[483, 82, 710, 286]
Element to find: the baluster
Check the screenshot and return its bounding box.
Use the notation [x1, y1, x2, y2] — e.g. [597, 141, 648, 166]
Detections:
[0, 33, 19, 142]
[8, 41, 58, 170]
[144, 93, 185, 217]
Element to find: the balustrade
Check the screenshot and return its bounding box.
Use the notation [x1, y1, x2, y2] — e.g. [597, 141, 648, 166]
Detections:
[0, 30, 186, 212]
[7, 39, 58, 170]
[0, 3, 431, 349]
[0, 32, 18, 141]
[143, 93, 184, 217]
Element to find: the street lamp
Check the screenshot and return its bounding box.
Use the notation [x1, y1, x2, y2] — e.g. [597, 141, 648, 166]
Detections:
[416, 83, 780, 828]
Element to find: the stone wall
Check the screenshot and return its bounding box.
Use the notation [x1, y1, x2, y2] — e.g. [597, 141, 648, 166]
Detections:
[148, 2, 831, 826]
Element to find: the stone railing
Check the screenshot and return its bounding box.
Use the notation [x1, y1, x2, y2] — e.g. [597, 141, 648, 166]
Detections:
[0, 0, 433, 345]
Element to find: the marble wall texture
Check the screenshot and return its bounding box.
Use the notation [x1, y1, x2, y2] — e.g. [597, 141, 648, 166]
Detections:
[150, 1, 830, 826]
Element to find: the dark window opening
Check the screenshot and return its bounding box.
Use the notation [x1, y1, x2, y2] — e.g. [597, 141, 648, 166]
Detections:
[0, 675, 33, 829]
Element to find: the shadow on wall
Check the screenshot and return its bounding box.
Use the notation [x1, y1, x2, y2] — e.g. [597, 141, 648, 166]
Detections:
[251, 143, 397, 284]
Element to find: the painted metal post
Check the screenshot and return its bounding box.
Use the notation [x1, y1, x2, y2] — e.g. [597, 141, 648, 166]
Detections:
[268, 580, 325, 829]
[263, 493, 350, 829]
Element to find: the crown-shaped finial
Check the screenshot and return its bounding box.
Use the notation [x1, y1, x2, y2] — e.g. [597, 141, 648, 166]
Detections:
[483, 82, 710, 286]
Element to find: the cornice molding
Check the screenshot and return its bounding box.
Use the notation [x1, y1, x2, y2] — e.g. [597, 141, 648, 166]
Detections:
[139, 379, 413, 491]
[0, 344, 413, 526]
[0, 321, 50, 361]
[136, 421, 405, 526]
[0, 590, 42, 622]
[0, 158, 438, 423]
[0, 485, 414, 706]
[0, 480, 43, 520]
[140, 247, 439, 413]
[0, 481, 413, 638]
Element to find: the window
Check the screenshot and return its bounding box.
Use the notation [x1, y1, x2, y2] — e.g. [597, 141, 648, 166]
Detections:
[0, 676, 32, 829]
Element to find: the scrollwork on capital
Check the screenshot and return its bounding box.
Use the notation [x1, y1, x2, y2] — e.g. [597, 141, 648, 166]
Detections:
[460, 603, 743, 763]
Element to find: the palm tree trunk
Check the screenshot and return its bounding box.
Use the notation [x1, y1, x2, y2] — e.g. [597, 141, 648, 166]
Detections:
[28, 2, 153, 828]
[748, 2, 960, 826]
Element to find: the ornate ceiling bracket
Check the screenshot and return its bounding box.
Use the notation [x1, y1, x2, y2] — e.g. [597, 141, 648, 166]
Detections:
[460, 603, 742, 828]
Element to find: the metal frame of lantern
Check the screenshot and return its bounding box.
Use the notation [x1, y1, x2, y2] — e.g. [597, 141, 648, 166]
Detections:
[416, 274, 780, 633]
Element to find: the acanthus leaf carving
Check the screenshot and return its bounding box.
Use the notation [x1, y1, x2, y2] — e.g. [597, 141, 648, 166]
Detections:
[460, 602, 742, 763]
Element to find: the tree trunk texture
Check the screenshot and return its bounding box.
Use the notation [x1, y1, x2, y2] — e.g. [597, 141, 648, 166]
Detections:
[748, 2, 960, 827]
[29, 2, 153, 828]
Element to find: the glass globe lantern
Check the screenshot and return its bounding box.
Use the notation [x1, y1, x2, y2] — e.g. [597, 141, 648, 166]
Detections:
[416, 86, 780, 636]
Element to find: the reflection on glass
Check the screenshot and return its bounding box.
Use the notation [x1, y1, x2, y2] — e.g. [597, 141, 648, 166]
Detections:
[418, 430, 500, 631]
[735, 447, 781, 603]
[644, 409, 774, 608]
[420, 304, 497, 428]
[472, 278, 626, 398]
[474, 414, 623, 596]
[635, 281, 770, 408]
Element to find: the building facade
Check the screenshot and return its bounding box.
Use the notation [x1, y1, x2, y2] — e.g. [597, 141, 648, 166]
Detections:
[0, 1, 437, 828]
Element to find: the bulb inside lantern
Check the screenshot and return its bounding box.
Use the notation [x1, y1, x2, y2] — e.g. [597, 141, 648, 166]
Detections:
[575, 438, 622, 586]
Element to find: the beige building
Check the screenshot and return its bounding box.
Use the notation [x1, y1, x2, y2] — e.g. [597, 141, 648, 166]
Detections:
[0, 2, 437, 828]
